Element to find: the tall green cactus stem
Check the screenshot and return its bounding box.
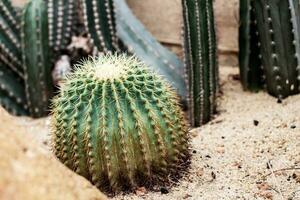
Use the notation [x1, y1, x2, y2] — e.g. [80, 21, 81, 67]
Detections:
[114, 0, 187, 103]
[256, 0, 300, 98]
[21, 0, 54, 118]
[81, 0, 118, 53]
[182, 0, 218, 127]
[48, 0, 76, 51]
[241, 0, 300, 99]
[51, 54, 190, 192]
[0, 64, 28, 116]
[239, 0, 264, 91]
[0, 0, 23, 77]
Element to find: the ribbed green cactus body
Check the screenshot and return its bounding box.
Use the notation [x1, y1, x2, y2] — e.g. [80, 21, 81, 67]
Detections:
[239, 0, 300, 99]
[52, 55, 189, 192]
[0, 64, 28, 115]
[0, 0, 22, 77]
[252, 0, 300, 98]
[21, 0, 54, 117]
[81, 0, 118, 53]
[115, 0, 187, 104]
[182, 0, 218, 127]
[47, 0, 76, 51]
[239, 0, 263, 91]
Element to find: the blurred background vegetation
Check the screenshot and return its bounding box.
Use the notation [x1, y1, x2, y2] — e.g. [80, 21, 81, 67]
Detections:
[12, 0, 239, 67]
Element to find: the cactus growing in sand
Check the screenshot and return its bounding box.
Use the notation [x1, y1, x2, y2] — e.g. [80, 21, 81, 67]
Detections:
[51, 54, 190, 192]
[239, 0, 300, 99]
[182, 0, 219, 127]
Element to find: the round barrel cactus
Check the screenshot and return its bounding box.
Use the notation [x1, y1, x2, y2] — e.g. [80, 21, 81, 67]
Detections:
[51, 54, 190, 192]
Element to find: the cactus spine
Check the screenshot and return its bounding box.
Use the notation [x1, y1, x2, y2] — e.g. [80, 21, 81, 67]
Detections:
[51, 54, 190, 192]
[21, 0, 54, 117]
[182, 0, 218, 127]
[239, 0, 300, 99]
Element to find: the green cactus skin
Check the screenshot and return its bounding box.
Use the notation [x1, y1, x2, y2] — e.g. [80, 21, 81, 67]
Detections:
[21, 0, 54, 118]
[47, 0, 76, 51]
[182, 0, 219, 127]
[0, 0, 20, 33]
[81, 0, 118, 53]
[240, 0, 300, 99]
[0, 64, 28, 116]
[114, 0, 188, 103]
[239, 0, 264, 91]
[51, 54, 190, 192]
[253, 0, 300, 99]
[0, 0, 23, 77]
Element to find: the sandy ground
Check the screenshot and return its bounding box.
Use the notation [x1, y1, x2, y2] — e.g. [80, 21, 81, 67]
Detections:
[2, 66, 300, 200]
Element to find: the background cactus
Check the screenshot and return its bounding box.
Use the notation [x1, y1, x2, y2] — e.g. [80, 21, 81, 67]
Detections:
[114, 0, 188, 103]
[21, 0, 54, 117]
[81, 0, 119, 53]
[47, 0, 76, 52]
[182, 0, 219, 127]
[0, 0, 23, 78]
[0, 63, 28, 115]
[239, 0, 300, 99]
[51, 54, 190, 192]
[239, 0, 264, 91]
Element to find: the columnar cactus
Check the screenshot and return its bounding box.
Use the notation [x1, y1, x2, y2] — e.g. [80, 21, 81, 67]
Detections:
[51, 54, 190, 192]
[114, 0, 188, 104]
[21, 0, 54, 117]
[81, 0, 119, 53]
[182, 0, 218, 127]
[47, 0, 76, 51]
[239, 0, 300, 99]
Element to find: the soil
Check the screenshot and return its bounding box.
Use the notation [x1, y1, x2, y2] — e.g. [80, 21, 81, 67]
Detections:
[1, 66, 299, 200]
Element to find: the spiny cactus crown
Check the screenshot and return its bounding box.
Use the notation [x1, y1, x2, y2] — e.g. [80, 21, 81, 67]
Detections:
[51, 54, 190, 192]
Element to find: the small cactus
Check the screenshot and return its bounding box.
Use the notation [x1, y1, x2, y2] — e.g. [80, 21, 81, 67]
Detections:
[182, 0, 219, 127]
[239, 0, 300, 99]
[51, 54, 190, 192]
[21, 0, 54, 117]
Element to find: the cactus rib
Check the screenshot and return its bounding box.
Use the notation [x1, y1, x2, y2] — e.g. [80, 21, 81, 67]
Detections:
[239, 0, 264, 91]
